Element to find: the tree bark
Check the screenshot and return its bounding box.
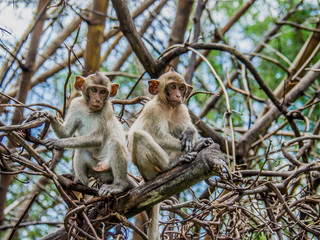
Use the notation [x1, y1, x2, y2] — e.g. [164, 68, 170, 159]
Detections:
[111, 0, 160, 78]
[167, 0, 194, 69]
[185, 0, 207, 84]
[83, 0, 109, 76]
[40, 144, 227, 239]
[109, 0, 168, 80]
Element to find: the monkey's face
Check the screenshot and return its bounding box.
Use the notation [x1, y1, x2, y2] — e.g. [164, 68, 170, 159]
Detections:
[165, 82, 186, 106]
[87, 85, 109, 111]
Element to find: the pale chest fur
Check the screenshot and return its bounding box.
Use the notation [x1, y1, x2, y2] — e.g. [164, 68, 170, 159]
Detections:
[75, 106, 106, 136]
[163, 105, 190, 137]
[70, 98, 116, 139]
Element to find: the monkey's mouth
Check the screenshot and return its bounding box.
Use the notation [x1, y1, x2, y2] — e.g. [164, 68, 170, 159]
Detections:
[89, 104, 103, 111]
[169, 99, 182, 104]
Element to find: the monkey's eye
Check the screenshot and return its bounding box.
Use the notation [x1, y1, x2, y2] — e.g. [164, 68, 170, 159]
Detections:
[169, 84, 176, 90]
[100, 90, 107, 95]
[179, 86, 185, 91]
[91, 87, 97, 93]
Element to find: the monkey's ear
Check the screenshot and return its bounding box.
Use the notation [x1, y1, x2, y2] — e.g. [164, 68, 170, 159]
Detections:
[148, 80, 159, 95]
[74, 76, 85, 91]
[110, 83, 119, 98]
[185, 85, 193, 98]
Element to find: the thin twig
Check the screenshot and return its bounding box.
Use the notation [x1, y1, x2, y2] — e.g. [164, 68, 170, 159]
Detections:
[7, 193, 39, 240]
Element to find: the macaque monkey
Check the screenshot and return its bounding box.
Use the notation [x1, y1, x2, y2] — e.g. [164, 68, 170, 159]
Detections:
[92, 162, 110, 172]
[128, 68, 212, 239]
[37, 73, 132, 197]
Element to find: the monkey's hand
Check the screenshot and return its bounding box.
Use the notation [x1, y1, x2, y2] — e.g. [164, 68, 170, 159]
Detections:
[193, 138, 214, 152]
[30, 111, 55, 121]
[44, 138, 64, 150]
[99, 183, 128, 197]
[180, 127, 195, 152]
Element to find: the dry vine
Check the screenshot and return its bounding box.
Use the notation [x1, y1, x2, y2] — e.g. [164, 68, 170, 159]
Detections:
[1, 99, 320, 239]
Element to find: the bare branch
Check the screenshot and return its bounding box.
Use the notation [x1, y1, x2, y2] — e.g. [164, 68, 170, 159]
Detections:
[111, 0, 160, 77]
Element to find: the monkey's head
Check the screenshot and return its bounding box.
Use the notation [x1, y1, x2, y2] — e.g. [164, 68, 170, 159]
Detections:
[148, 68, 193, 107]
[74, 73, 119, 112]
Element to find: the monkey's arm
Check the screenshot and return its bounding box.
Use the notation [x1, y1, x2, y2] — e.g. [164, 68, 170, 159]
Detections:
[51, 101, 82, 138]
[133, 105, 182, 152]
[144, 116, 181, 152]
[29, 111, 77, 138]
[153, 131, 182, 152]
[156, 124, 197, 153]
[45, 135, 103, 149]
[49, 116, 78, 139]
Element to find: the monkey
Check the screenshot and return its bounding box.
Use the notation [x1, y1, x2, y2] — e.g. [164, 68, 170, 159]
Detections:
[128, 68, 213, 239]
[92, 161, 110, 172]
[36, 72, 133, 197]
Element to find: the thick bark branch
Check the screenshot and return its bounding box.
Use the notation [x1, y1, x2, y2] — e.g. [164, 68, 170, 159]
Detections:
[112, 144, 226, 217]
[167, 0, 194, 69]
[111, 0, 160, 77]
[40, 144, 227, 239]
[109, 0, 168, 80]
[83, 0, 109, 76]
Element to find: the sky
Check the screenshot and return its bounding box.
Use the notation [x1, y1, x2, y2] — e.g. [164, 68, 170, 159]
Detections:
[0, 3, 33, 41]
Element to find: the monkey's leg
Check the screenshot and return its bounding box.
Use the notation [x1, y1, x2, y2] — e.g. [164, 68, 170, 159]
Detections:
[73, 150, 90, 185]
[98, 138, 130, 197]
[147, 204, 160, 240]
[193, 138, 214, 152]
[132, 131, 169, 240]
[131, 130, 170, 180]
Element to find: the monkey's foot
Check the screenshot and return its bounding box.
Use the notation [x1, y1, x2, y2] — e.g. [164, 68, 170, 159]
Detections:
[193, 138, 214, 152]
[177, 152, 197, 163]
[99, 183, 128, 197]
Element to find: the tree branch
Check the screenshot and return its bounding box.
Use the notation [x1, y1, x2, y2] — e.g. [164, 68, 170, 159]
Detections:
[40, 144, 227, 239]
[111, 0, 160, 77]
[160, 43, 286, 114]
